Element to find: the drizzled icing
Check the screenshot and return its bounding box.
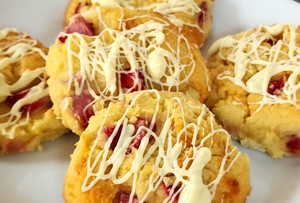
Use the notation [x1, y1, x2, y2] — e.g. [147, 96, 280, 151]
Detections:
[208, 23, 300, 111]
[64, 7, 203, 105]
[0, 28, 48, 139]
[82, 90, 240, 202]
[91, 0, 202, 29]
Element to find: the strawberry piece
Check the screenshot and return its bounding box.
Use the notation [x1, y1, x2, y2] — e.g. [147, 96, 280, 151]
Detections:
[103, 125, 123, 150]
[263, 38, 277, 46]
[286, 135, 300, 153]
[119, 193, 139, 203]
[120, 69, 146, 93]
[4, 140, 28, 153]
[8, 89, 29, 104]
[21, 95, 51, 113]
[8, 89, 51, 115]
[121, 71, 137, 91]
[74, 2, 82, 14]
[71, 92, 95, 128]
[59, 15, 95, 43]
[58, 35, 68, 43]
[74, 2, 91, 14]
[267, 77, 285, 96]
[103, 118, 156, 153]
[126, 119, 155, 154]
[163, 180, 180, 203]
[198, 2, 208, 28]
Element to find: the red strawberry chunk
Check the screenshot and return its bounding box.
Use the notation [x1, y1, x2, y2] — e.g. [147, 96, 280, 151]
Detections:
[103, 125, 123, 150]
[286, 135, 300, 153]
[74, 2, 82, 14]
[138, 70, 146, 88]
[8, 89, 29, 104]
[58, 36, 68, 43]
[59, 15, 95, 43]
[64, 15, 95, 35]
[121, 68, 146, 93]
[267, 77, 285, 96]
[126, 119, 155, 154]
[74, 2, 91, 14]
[8, 89, 51, 115]
[21, 95, 51, 113]
[120, 193, 139, 203]
[4, 140, 28, 153]
[163, 180, 180, 203]
[121, 71, 138, 91]
[103, 118, 156, 153]
[198, 2, 208, 28]
[71, 92, 95, 128]
[263, 38, 277, 46]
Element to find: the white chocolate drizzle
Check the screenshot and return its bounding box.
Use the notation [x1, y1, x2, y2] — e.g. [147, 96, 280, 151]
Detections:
[82, 90, 240, 202]
[0, 28, 48, 139]
[208, 23, 300, 112]
[91, 0, 203, 30]
[64, 7, 204, 107]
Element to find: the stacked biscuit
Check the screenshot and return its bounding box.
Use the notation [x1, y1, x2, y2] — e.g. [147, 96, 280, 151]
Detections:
[47, 6, 210, 135]
[0, 0, 254, 203]
[48, 1, 251, 203]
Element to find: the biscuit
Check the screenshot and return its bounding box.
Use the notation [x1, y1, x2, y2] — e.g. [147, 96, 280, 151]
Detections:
[0, 29, 68, 154]
[63, 90, 251, 203]
[47, 6, 210, 135]
[64, 0, 214, 47]
[206, 23, 300, 158]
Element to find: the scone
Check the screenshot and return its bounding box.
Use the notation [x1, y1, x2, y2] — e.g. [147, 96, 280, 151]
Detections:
[64, 90, 251, 203]
[0, 28, 68, 154]
[47, 6, 210, 136]
[206, 23, 300, 158]
[64, 0, 214, 47]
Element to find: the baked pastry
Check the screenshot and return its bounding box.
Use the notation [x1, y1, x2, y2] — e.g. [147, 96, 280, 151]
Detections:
[64, 90, 251, 203]
[47, 6, 209, 135]
[0, 28, 68, 154]
[64, 0, 214, 47]
[206, 23, 300, 158]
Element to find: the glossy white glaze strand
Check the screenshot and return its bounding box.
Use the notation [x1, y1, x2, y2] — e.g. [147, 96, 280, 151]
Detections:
[91, 0, 202, 28]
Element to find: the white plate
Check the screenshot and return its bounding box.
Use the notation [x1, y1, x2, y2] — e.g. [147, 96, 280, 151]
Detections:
[0, 0, 300, 202]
